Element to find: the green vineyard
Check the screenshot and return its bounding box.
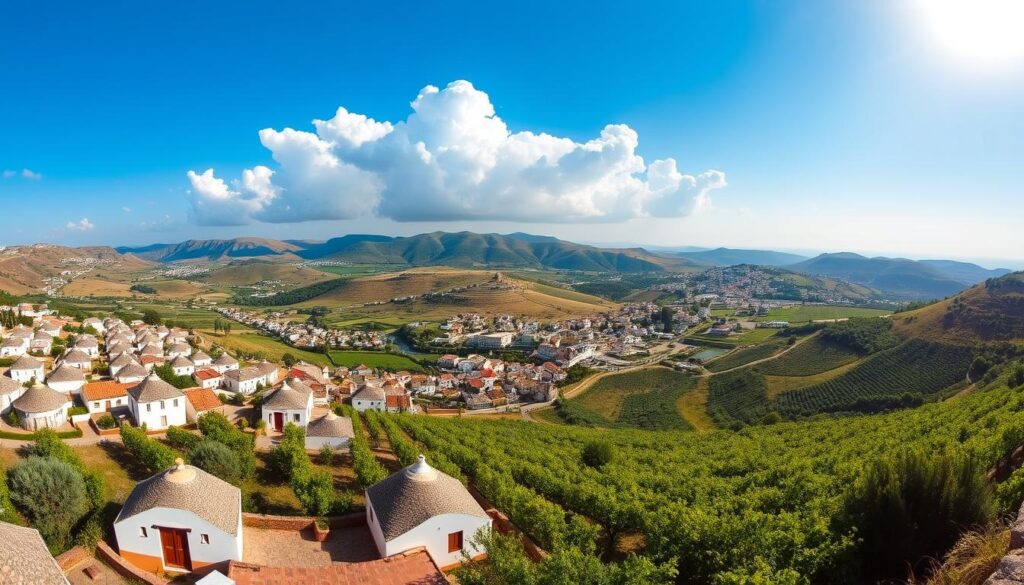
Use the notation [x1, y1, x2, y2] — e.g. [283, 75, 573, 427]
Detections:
[775, 339, 975, 417]
[754, 335, 861, 376]
[707, 369, 770, 426]
[704, 340, 787, 372]
[385, 374, 1024, 583]
[556, 368, 694, 430]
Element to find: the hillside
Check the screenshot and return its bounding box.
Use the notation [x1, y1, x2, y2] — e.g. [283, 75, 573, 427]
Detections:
[117, 237, 304, 262]
[787, 252, 977, 300]
[673, 247, 809, 267]
[0, 244, 150, 294]
[203, 261, 335, 287]
[893, 271, 1024, 343]
[119, 232, 697, 272]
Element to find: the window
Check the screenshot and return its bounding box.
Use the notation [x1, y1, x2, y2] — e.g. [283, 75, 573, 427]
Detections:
[448, 531, 463, 553]
[93, 402, 100, 409]
[200, 534, 209, 545]
[173, 399, 178, 408]
[146, 403, 151, 412]
[139, 527, 147, 538]
[160, 415, 167, 427]
[160, 400, 165, 410]
[293, 413, 300, 422]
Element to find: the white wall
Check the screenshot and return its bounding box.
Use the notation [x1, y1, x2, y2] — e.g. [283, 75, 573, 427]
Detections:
[47, 379, 84, 395]
[263, 407, 309, 429]
[86, 396, 129, 415]
[114, 506, 242, 571]
[131, 396, 187, 429]
[20, 404, 69, 431]
[353, 398, 385, 412]
[10, 367, 43, 383]
[370, 507, 490, 568]
[305, 435, 350, 450]
[0, 388, 26, 414]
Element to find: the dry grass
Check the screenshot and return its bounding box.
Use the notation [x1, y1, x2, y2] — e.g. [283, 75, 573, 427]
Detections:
[676, 376, 716, 432]
[205, 263, 334, 287]
[303, 269, 495, 306]
[911, 523, 1009, 585]
[762, 360, 861, 398]
[62, 278, 133, 297]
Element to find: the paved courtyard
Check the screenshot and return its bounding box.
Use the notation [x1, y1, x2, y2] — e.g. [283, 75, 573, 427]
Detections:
[242, 524, 380, 567]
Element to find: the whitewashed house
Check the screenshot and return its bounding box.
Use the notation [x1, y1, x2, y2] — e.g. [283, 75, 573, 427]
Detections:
[8, 354, 44, 383]
[191, 351, 212, 368]
[366, 455, 490, 569]
[222, 366, 264, 395]
[304, 411, 354, 450]
[0, 375, 26, 414]
[82, 381, 131, 416]
[73, 337, 100, 358]
[128, 374, 186, 430]
[192, 368, 223, 390]
[166, 342, 191, 360]
[12, 384, 71, 431]
[108, 353, 139, 377]
[170, 355, 195, 376]
[115, 363, 149, 385]
[45, 364, 86, 395]
[114, 459, 242, 575]
[30, 332, 53, 355]
[210, 353, 239, 373]
[261, 378, 313, 432]
[351, 385, 386, 412]
[59, 349, 93, 370]
[0, 336, 29, 357]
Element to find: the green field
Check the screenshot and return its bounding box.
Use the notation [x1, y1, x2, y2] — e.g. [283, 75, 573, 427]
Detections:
[208, 332, 332, 367]
[705, 340, 787, 373]
[556, 368, 694, 430]
[391, 372, 1024, 582]
[312, 265, 397, 277]
[755, 335, 862, 377]
[754, 305, 891, 323]
[130, 304, 226, 328]
[328, 351, 426, 372]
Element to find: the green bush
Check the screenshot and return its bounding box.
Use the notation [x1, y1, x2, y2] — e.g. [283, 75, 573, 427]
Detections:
[198, 412, 256, 480]
[317, 444, 334, 465]
[96, 414, 117, 429]
[120, 425, 177, 472]
[67, 406, 88, 416]
[165, 426, 202, 451]
[189, 441, 242, 485]
[581, 440, 614, 468]
[843, 449, 994, 581]
[8, 457, 90, 553]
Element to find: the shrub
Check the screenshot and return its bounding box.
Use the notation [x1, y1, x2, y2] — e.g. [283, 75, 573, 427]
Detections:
[8, 457, 90, 553]
[198, 412, 256, 480]
[844, 449, 995, 581]
[120, 425, 177, 472]
[317, 444, 334, 465]
[581, 440, 614, 468]
[96, 414, 117, 429]
[268, 423, 308, 480]
[293, 469, 334, 516]
[189, 441, 242, 485]
[165, 426, 202, 451]
[6, 410, 19, 427]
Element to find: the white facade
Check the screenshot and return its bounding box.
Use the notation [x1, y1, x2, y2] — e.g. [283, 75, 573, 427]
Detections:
[0, 389, 26, 414]
[305, 434, 350, 450]
[131, 396, 187, 430]
[9, 365, 44, 383]
[352, 395, 385, 412]
[46, 378, 85, 395]
[223, 373, 263, 395]
[366, 505, 488, 569]
[18, 404, 70, 431]
[113, 506, 242, 574]
[86, 396, 128, 415]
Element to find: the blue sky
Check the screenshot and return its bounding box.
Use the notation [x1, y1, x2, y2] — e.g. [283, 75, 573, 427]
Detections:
[2, 1, 1022, 266]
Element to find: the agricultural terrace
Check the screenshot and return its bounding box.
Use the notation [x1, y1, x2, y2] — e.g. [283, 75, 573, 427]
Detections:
[752, 305, 892, 323]
[328, 350, 427, 372]
[387, 372, 1024, 583]
[205, 331, 332, 367]
[555, 368, 694, 431]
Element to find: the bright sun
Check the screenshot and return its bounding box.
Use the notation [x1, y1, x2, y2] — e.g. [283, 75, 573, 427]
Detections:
[915, 0, 1024, 69]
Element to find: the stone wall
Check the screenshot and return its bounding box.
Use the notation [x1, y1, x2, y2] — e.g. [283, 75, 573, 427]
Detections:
[96, 541, 169, 585]
[985, 504, 1024, 584]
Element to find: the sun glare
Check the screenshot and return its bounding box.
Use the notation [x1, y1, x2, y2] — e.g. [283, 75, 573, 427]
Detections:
[915, 0, 1024, 70]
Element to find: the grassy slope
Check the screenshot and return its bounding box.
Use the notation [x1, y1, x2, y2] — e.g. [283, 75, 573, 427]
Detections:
[561, 367, 694, 430]
[755, 336, 862, 377]
[205, 263, 335, 287]
[206, 332, 332, 367]
[328, 351, 426, 372]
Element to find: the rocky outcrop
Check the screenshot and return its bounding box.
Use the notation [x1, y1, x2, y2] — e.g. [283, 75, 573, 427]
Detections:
[985, 504, 1024, 584]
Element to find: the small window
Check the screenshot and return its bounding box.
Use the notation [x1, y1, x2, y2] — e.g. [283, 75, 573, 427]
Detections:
[173, 399, 178, 408]
[448, 531, 463, 553]
[293, 413, 300, 422]
[146, 403, 151, 412]
[200, 533, 209, 545]
[139, 527, 147, 538]
[160, 400, 165, 410]
[93, 402, 100, 409]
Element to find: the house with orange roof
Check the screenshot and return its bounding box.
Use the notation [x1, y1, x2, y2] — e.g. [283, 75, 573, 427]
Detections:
[82, 380, 132, 415]
[192, 368, 223, 390]
[184, 388, 224, 420]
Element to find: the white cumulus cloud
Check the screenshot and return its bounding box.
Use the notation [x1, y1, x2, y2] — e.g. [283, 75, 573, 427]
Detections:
[187, 80, 726, 225]
[66, 218, 94, 231]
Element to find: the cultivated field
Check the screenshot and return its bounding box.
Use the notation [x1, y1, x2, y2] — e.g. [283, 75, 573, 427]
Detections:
[754, 305, 891, 323]
[557, 367, 694, 430]
[205, 262, 336, 287]
[328, 351, 426, 372]
[754, 335, 861, 377]
[205, 332, 332, 367]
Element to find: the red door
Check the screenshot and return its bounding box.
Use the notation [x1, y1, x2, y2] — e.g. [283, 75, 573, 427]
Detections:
[158, 527, 191, 571]
[273, 412, 284, 432]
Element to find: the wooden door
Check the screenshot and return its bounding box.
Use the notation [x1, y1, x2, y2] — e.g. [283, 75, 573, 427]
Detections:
[273, 412, 284, 432]
[158, 527, 191, 570]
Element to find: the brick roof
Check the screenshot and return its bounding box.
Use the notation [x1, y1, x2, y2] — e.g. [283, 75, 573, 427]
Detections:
[82, 380, 131, 401]
[184, 388, 222, 412]
[225, 549, 446, 585]
[193, 368, 223, 380]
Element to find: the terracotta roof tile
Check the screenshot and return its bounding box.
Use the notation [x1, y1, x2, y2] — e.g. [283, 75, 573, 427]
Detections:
[82, 380, 131, 401]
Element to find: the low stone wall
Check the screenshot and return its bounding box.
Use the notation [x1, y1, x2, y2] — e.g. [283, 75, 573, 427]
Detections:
[985, 503, 1024, 584]
[55, 546, 88, 571]
[242, 511, 366, 531]
[96, 541, 168, 585]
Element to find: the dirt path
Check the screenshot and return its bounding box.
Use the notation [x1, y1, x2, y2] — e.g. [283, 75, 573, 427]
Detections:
[697, 332, 820, 377]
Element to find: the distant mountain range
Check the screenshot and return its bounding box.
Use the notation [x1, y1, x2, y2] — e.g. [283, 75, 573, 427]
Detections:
[117, 232, 695, 273]
[785, 253, 1011, 300]
[113, 232, 1012, 300]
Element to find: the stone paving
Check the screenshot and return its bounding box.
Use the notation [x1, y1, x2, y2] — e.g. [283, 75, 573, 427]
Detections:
[242, 525, 380, 567]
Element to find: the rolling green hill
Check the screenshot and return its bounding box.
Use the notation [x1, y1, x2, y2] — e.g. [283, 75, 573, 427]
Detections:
[894, 271, 1024, 343]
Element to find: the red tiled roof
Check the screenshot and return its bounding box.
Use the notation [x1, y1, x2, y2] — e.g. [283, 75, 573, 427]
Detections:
[82, 381, 131, 401]
[386, 394, 410, 409]
[184, 388, 222, 412]
[193, 368, 222, 381]
[139, 355, 164, 364]
[226, 549, 446, 585]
